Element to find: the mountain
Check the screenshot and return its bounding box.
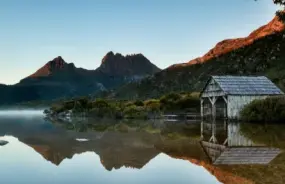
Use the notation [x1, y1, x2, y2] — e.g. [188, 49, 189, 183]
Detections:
[171, 13, 285, 67]
[28, 56, 72, 78]
[97, 51, 161, 76]
[113, 14, 285, 99]
[0, 52, 160, 104]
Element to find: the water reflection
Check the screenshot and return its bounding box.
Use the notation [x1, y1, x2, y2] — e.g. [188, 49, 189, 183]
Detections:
[1, 116, 285, 184]
[0, 117, 220, 184]
[201, 120, 281, 165]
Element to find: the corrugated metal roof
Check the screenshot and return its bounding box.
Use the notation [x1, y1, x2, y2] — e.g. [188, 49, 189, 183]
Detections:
[212, 76, 284, 95]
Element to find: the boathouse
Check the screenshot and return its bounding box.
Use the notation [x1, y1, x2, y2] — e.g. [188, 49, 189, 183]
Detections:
[200, 76, 284, 120]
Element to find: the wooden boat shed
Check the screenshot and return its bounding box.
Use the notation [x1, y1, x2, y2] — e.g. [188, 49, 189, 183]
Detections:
[200, 76, 284, 120]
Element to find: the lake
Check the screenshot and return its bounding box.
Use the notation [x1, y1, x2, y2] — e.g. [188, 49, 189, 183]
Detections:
[0, 111, 284, 184]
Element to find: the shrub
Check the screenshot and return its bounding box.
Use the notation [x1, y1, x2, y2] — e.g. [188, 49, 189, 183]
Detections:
[76, 97, 89, 108]
[159, 93, 182, 111]
[92, 99, 110, 109]
[134, 100, 144, 106]
[89, 105, 116, 118]
[158, 92, 200, 112]
[241, 96, 285, 122]
[123, 105, 147, 119]
[145, 99, 161, 113]
[175, 95, 200, 111]
[62, 101, 75, 110]
[50, 104, 65, 113]
[160, 92, 182, 104]
[73, 101, 85, 112]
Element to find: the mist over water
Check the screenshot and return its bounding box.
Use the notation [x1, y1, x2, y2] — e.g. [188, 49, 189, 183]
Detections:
[0, 109, 44, 117]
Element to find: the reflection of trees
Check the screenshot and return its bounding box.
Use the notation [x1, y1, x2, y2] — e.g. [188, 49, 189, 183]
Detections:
[240, 123, 285, 149]
[215, 123, 285, 184]
[50, 118, 202, 141]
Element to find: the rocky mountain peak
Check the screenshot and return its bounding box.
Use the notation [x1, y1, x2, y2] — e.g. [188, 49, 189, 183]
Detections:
[28, 56, 68, 78]
[98, 52, 161, 76]
[102, 51, 115, 63]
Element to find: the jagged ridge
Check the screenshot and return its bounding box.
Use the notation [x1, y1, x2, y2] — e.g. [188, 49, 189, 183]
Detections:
[171, 13, 285, 68]
[0, 52, 160, 104]
[98, 51, 161, 76]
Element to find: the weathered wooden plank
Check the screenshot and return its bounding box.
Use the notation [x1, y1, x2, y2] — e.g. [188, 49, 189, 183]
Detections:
[202, 141, 226, 150]
[213, 147, 281, 165]
[227, 95, 268, 119]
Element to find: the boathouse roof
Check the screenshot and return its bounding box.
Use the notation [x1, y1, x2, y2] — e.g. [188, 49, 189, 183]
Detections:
[201, 141, 281, 165]
[203, 76, 284, 95]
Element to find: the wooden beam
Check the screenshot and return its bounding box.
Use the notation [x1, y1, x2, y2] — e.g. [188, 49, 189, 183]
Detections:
[223, 138, 228, 145]
[212, 98, 216, 120]
[212, 96, 217, 104]
[210, 119, 217, 143]
[208, 96, 217, 105]
[222, 96, 228, 104]
[200, 98, 204, 118]
[201, 120, 204, 140]
[209, 135, 218, 143]
[208, 97, 214, 104]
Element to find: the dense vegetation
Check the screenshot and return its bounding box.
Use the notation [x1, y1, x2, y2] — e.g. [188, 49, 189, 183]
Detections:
[46, 92, 200, 119]
[112, 30, 285, 99]
[240, 96, 285, 122]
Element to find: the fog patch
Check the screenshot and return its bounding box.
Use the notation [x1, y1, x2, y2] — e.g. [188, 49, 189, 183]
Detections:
[0, 109, 44, 117]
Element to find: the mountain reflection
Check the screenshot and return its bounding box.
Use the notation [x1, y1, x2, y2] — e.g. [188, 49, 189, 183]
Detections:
[1, 117, 285, 184]
[0, 118, 206, 171]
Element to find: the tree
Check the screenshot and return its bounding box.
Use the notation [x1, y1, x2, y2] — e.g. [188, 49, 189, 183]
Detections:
[256, 0, 285, 21]
[274, 0, 285, 22]
[273, 0, 285, 6]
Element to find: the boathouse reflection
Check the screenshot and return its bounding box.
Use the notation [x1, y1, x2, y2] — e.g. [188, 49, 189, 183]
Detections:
[200, 120, 281, 165]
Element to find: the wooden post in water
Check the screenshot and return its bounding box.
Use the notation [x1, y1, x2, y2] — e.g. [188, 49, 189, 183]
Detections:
[201, 120, 204, 140]
[209, 96, 217, 143]
[200, 98, 204, 120]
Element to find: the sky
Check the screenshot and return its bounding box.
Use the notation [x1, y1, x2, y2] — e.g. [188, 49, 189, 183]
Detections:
[0, 0, 280, 84]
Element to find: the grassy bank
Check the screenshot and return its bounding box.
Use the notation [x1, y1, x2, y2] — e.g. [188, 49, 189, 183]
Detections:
[45, 92, 200, 119]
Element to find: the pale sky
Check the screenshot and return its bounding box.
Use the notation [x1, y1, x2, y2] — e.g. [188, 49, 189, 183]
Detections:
[0, 0, 279, 84]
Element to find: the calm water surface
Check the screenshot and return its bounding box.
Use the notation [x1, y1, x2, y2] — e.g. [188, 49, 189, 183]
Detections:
[0, 111, 284, 184]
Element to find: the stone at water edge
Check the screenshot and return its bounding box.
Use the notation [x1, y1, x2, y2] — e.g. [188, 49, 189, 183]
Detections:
[0, 140, 8, 146]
